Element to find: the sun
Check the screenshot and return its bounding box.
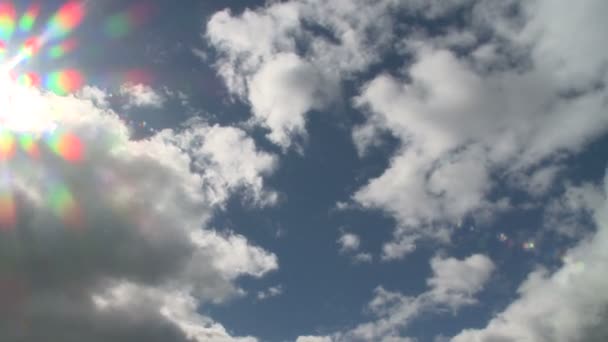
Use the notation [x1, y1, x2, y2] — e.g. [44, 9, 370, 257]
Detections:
[0, 67, 58, 134]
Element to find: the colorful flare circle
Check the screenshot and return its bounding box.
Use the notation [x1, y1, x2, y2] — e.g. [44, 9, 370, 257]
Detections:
[48, 183, 81, 227]
[124, 68, 153, 85]
[0, 2, 15, 41]
[17, 72, 40, 87]
[48, 1, 85, 39]
[48, 38, 77, 59]
[105, 3, 155, 39]
[48, 132, 83, 162]
[19, 4, 40, 32]
[21, 37, 41, 58]
[0, 190, 15, 229]
[18, 133, 39, 157]
[0, 130, 15, 160]
[46, 69, 84, 95]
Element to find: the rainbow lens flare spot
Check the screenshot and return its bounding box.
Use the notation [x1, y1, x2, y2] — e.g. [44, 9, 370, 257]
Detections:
[18, 133, 39, 157]
[0, 189, 15, 229]
[105, 12, 130, 38]
[105, 3, 155, 39]
[0, 130, 15, 160]
[0, 2, 15, 41]
[45, 69, 84, 95]
[21, 37, 41, 58]
[18, 4, 40, 32]
[523, 241, 536, 251]
[48, 132, 83, 162]
[124, 68, 153, 85]
[17, 72, 40, 87]
[48, 183, 81, 227]
[48, 38, 77, 59]
[48, 1, 85, 39]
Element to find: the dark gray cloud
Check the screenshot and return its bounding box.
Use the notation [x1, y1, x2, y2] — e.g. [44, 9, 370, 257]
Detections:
[0, 87, 275, 341]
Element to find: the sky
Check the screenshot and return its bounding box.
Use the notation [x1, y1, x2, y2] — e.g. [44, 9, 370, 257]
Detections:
[0, 0, 606, 341]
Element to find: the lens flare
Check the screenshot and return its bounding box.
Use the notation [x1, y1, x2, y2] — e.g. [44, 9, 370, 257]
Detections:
[0, 130, 16, 160]
[45, 69, 84, 95]
[522, 241, 536, 251]
[105, 12, 130, 39]
[18, 133, 39, 158]
[48, 131, 83, 162]
[124, 68, 153, 85]
[18, 3, 40, 32]
[48, 1, 85, 39]
[17, 72, 40, 88]
[498, 233, 508, 242]
[0, 2, 15, 42]
[105, 2, 155, 39]
[48, 38, 77, 59]
[0, 188, 15, 228]
[20, 36, 41, 58]
[48, 183, 81, 227]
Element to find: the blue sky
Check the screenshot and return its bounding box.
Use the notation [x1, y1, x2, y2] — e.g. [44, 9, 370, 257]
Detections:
[0, 1, 607, 341]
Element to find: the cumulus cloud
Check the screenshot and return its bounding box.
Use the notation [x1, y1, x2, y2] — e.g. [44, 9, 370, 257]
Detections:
[337, 232, 361, 253]
[543, 181, 604, 238]
[163, 119, 279, 206]
[427, 254, 495, 309]
[247, 53, 337, 149]
[296, 336, 333, 342]
[353, 252, 374, 264]
[120, 83, 166, 109]
[296, 254, 493, 342]
[338, 232, 373, 263]
[342, 254, 493, 341]
[206, 0, 608, 259]
[351, 0, 608, 258]
[452, 173, 608, 342]
[206, 0, 400, 148]
[0, 84, 277, 341]
[257, 285, 284, 301]
[510, 164, 563, 198]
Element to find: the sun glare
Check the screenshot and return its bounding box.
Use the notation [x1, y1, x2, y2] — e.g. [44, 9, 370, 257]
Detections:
[0, 1, 89, 135]
[0, 69, 53, 133]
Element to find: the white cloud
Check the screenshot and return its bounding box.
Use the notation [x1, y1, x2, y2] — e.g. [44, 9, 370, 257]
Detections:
[297, 254, 494, 342]
[543, 181, 604, 238]
[206, 0, 400, 149]
[296, 336, 333, 342]
[206, 0, 608, 259]
[338, 232, 374, 263]
[511, 165, 563, 197]
[338, 232, 361, 253]
[452, 173, 608, 342]
[257, 285, 284, 301]
[120, 83, 166, 109]
[346, 254, 493, 341]
[163, 120, 279, 206]
[248, 53, 338, 149]
[0, 84, 277, 341]
[353, 252, 373, 264]
[520, 0, 608, 89]
[350, 0, 608, 258]
[427, 254, 495, 309]
[79, 86, 110, 108]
